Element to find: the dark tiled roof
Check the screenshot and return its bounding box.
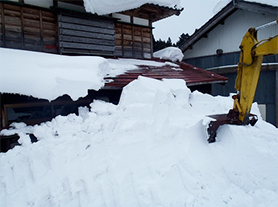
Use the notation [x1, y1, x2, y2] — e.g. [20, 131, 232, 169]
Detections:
[104, 59, 228, 89]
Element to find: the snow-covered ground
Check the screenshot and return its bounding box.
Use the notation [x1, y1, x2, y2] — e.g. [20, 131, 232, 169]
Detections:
[1, 76, 278, 207]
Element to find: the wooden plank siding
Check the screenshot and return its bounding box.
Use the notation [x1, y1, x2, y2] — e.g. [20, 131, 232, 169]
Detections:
[0, 2, 57, 53]
[58, 14, 115, 56]
[115, 22, 152, 59]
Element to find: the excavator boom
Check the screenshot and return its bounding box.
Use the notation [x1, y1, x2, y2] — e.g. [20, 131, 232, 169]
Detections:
[206, 19, 278, 143]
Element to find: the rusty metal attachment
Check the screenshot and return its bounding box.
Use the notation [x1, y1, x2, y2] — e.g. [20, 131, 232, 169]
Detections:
[206, 110, 258, 143]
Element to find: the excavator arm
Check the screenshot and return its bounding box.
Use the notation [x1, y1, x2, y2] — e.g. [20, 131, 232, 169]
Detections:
[206, 19, 278, 143]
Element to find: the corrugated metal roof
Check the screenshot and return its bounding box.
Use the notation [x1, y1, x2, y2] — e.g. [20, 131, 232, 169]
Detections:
[104, 59, 228, 89]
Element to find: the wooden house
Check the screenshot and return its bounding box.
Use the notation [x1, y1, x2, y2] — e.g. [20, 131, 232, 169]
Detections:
[179, 0, 278, 126]
[0, 0, 182, 58]
[0, 0, 229, 152]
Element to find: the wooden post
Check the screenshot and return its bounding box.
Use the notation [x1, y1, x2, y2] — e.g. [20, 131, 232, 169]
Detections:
[0, 3, 5, 47]
[149, 20, 153, 58]
[39, 10, 44, 51]
[20, 6, 24, 49]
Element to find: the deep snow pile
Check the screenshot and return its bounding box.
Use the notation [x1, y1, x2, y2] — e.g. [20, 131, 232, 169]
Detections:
[83, 0, 181, 15]
[153, 47, 184, 62]
[1, 76, 278, 207]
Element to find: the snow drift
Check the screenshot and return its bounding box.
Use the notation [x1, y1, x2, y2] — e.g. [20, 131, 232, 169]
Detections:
[1, 76, 278, 207]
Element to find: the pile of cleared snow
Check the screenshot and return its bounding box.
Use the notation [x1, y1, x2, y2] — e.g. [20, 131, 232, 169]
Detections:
[153, 47, 184, 62]
[1, 76, 278, 207]
[83, 0, 181, 15]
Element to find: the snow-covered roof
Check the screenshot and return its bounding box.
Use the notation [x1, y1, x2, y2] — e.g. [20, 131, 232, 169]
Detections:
[0, 48, 227, 101]
[0, 48, 108, 101]
[214, 0, 278, 14]
[83, 0, 181, 15]
[0, 48, 174, 101]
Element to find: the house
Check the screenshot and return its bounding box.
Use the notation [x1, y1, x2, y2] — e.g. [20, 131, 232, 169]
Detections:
[0, 0, 182, 58]
[0, 0, 228, 152]
[179, 0, 278, 126]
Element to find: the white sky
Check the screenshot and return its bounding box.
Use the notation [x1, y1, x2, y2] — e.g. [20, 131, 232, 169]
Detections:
[153, 0, 221, 42]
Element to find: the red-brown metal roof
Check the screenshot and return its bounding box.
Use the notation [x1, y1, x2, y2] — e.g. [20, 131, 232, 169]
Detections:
[104, 59, 228, 89]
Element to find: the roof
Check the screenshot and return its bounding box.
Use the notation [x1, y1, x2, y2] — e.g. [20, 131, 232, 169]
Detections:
[58, 0, 182, 22]
[180, 0, 278, 52]
[104, 59, 228, 89]
[121, 3, 182, 22]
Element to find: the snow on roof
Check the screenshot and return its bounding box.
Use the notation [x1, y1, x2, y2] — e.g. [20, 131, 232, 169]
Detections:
[153, 47, 184, 62]
[213, 0, 278, 14]
[0, 48, 179, 101]
[83, 0, 181, 15]
[0, 48, 108, 101]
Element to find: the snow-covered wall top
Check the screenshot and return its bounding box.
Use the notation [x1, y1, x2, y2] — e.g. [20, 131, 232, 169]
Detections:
[83, 0, 181, 15]
[214, 0, 278, 14]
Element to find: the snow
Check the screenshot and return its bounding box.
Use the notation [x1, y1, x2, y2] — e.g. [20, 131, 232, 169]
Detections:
[0, 48, 108, 101]
[83, 0, 181, 15]
[1, 76, 278, 207]
[214, 0, 278, 14]
[0, 48, 176, 101]
[153, 47, 184, 62]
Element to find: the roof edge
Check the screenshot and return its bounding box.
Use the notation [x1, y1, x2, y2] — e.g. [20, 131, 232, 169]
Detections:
[180, 0, 278, 53]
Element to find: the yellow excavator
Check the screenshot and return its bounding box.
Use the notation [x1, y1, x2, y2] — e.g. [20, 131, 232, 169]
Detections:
[207, 19, 278, 143]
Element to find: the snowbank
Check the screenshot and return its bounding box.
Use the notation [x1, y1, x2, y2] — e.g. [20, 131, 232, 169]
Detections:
[83, 0, 181, 15]
[1, 76, 278, 207]
[153, 47, 184, 62]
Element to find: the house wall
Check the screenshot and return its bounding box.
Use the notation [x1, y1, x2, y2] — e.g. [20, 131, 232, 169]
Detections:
[115, 22, 152, 58]
[58, 12, 115, 56]
[0, 1, 154, 58]
[0, 2, 58, 53]
[184, 9, 278, 59]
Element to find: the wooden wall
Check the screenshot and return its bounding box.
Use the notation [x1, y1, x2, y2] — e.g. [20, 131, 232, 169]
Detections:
[58, 13, 115, 56]
[115, 22, 152, 59]
[0, 2, 153, 59]
[0, 2, 57, 53]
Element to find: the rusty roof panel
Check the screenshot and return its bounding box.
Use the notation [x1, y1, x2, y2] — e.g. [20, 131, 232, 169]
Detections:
[104, 59, 228, 89]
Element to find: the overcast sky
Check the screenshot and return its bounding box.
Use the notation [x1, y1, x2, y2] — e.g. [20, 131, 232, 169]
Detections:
[153, 0, 221, 43]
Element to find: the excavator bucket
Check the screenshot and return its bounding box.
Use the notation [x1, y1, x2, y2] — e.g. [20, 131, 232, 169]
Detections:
[206, 109, 258, 143]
